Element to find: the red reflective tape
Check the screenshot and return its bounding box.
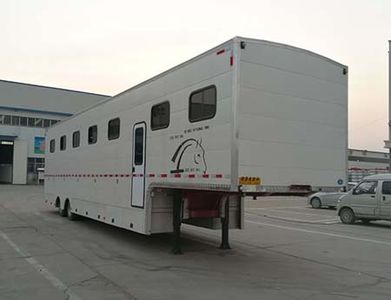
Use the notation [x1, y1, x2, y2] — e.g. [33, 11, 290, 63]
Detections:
[202, 174, 209, 178]
[109, 174, 113, 177]
[126, 174, 131, 177]
[188, 174, 195, 178]
[160, 174, 167, 178]
[149, 173, 155, 177]
[215, 174, 223, 178]
[230, 55, 234, 66]
[216, 49, 225, 55]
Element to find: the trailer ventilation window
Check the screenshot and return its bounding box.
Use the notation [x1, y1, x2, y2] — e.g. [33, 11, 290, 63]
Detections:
[88, 125, 98, 144]
[60, 135, 66, 151]
[108, 118, 120, 140]
[189, 85, 216, 122]
[151, 101, 170, 130]
[72, 131, 80, 148]
[50, 139, 55, 153]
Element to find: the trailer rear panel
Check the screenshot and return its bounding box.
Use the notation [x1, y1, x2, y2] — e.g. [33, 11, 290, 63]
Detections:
[236, 39, 348, 192]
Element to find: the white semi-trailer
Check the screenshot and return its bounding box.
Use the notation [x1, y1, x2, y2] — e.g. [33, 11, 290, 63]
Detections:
[45, 37, 348, 252]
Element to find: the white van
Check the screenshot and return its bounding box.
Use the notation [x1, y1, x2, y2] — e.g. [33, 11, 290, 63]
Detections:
[337, 174, 391, 224]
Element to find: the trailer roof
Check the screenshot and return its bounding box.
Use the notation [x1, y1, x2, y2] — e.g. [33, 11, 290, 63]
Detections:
[54, 37, 347, 125]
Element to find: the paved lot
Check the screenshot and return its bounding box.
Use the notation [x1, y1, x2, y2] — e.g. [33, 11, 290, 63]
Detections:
[1, 185, 391, 299]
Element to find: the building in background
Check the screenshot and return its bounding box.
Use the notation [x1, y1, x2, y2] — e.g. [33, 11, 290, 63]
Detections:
[0, 79, 109, 184]
[348, 148, 389, 182]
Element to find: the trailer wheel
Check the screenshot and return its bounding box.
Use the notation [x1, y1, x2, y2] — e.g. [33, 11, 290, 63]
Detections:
[65, 201, 78, 221]
[58, 202, 67, 217]
[311, 197, 321, 209]
[340, 207, 355, 224]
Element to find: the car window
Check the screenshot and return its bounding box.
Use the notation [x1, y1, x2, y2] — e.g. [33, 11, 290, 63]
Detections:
[353, 181, 377, 195]
[382, 181, 391, 195]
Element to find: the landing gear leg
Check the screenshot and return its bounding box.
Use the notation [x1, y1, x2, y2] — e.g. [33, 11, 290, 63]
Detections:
[172, 191, 183, 255]
[219, 196, 231, 250]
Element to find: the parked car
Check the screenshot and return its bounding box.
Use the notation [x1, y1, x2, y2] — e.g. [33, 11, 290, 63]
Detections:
[337, 174, 391, 224]
[308, 183, 356, 209]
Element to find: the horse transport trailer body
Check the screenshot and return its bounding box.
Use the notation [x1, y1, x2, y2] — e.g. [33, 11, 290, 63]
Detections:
[44, 37, 348, 249]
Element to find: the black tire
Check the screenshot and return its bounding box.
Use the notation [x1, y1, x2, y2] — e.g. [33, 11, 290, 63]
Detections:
[65, 201, 78, 221]
[340, 207, 356, 224]
[58, 204, 67, 217]
[311, 197, 321, 209]
[361, 218, 371, 225]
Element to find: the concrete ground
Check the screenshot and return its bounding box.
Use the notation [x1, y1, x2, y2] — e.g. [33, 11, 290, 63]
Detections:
[1, 185, 391, 300]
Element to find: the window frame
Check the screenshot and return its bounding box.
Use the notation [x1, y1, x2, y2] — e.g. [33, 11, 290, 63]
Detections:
[382, 181, 391, 195]
[72, 131, 80, 148]
[151, 101, 170, 131]
[88, 125, 98, 145]
[60, 135, 66, 151]
[353, 181, 378, 195]
[134, 127, 144, 166]
[108, 118, 120, 140]
[188, 85, 217, 123]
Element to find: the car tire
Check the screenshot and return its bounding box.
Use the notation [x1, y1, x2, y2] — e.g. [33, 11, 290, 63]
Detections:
[311, 197, 321, 209]
[340, 207, 355, 224]
[65, 201, 78, 221]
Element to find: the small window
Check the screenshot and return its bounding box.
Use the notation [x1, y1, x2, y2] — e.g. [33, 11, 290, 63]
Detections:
[28, 118, 35, 127]
[3, 115, 11, 125]
[60, 135, 66, 151]
[134, 127, 144, 165]
[189, 85, 216, 122]
[151, 101, 170, 130]
[108, 118, 120, 140]
[50, 120, 58, 126]
[11, 116, 20, 126]
[50, 139, 55, 153]
[35, 118, 43, 128]
[20, 117, 28, 126]
[0, 115, 11, 125]
[72, 131, 80, 148]
[43, 119, 51, 128]
[88, 125, 98, 144]
[382, 181, 391, 195]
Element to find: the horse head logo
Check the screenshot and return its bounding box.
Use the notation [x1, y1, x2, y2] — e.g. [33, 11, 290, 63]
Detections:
[170, 138, 207, 174]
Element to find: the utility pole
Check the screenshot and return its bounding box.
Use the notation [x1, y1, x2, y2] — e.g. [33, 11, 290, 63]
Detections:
[386, 40, 391, 171]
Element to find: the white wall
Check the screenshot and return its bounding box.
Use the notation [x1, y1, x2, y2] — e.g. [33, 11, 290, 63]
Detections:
[12, 140, 27, 184]
[0, 125, 46, 158]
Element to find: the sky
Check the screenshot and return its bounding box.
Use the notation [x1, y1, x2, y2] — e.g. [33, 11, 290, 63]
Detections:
[0, 0, 390, 151]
